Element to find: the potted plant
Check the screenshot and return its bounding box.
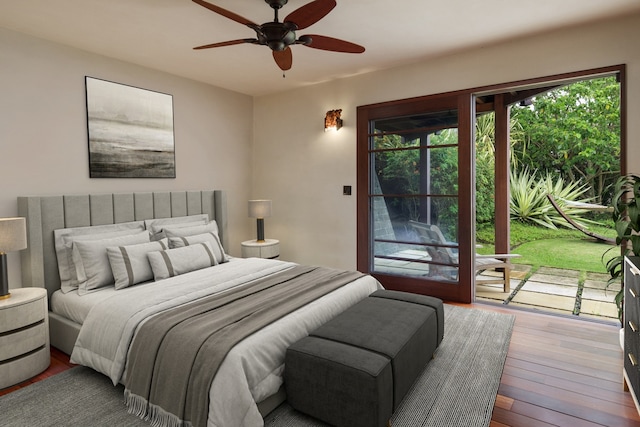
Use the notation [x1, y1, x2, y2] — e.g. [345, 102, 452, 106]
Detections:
[605, 174, 640, 324]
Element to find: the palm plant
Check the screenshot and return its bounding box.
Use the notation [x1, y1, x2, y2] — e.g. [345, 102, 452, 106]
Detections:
[475, 111, 525, 168]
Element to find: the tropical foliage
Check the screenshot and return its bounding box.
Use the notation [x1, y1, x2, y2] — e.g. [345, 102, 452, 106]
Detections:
[512, 76, 621, 205]
[604, 174, 640, 321]
[509, 168, 600, 229]
[373, 129, 459, 237]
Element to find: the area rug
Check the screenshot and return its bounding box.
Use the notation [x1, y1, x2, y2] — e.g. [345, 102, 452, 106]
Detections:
[264, 304, 515, 427]
[0, 304, 513, 427]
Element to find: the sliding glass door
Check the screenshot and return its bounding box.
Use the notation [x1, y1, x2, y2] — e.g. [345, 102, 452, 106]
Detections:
[357, 94, 474, 302]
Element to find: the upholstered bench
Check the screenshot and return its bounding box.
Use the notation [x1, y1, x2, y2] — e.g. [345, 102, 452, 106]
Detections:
[284, 290, 444, 427]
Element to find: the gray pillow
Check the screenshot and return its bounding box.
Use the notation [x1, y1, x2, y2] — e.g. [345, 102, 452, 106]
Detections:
[54, 221, 145, 293]
[147, 242, 218, 281]
[107, 239, 168, 290]
[145, 215, 209, 241]
[168, 232, 227, 264]
[163, 221, 220, 239]
[73, 230, 151, 295]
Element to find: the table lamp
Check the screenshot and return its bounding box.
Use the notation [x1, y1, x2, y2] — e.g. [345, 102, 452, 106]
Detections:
[248, 200, 272, 242]
[0, 217, 27, 299]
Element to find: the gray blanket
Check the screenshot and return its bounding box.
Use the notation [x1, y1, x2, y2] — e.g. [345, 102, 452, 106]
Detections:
[124, 265, 364, 427]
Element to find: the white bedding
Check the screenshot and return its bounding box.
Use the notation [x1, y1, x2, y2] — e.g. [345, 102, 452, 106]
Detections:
[51, 286, 118, 324]
[51, 258, 246, 324]
[70, 257, 382, 427]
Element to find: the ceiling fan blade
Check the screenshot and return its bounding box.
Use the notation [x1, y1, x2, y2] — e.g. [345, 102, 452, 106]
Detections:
[193, 39, 257, 50]
[302, 34, 365, 53]
[192, 0, 257, 27]
[284, 0, 336, 30]
[273, 48, 293, 71]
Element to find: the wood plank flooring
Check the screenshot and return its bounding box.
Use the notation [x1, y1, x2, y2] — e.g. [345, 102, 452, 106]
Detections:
[472, 302, 640, 427]
[2, 303, 639, 426]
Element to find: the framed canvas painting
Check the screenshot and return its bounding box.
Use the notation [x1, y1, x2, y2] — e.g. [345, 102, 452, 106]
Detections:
[85, 76, 176, 178]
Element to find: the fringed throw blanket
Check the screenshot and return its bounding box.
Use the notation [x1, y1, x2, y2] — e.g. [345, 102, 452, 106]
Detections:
[124, 266, 364, 427]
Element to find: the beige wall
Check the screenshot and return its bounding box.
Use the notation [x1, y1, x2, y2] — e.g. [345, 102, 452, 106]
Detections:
[0, 28, 254, 288]
[2, 12, 639, 287]
[253, 12, 640, 270]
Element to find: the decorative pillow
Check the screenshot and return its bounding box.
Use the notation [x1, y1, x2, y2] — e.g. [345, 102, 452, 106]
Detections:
[107, 239, 168, 290]
[168, 232, 227, 264]
[54, 221, 145, 293]
[145, 215, 209, 241]
[164, 221, 228, 262]
[73, 230, 150, 295]
[147, 242, 218, 281]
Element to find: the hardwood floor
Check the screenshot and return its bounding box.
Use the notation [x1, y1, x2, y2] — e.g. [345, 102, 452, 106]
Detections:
[471, 302, 640, 427]
[2, 303, 639, 426]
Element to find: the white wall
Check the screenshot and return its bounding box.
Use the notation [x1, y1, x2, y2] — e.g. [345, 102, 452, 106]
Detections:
[3, 12, 639, 286]
[0, 28, 254, 288]
[253, 12, 640, 270]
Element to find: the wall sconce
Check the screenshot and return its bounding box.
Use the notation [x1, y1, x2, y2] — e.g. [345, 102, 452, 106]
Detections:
[248, 200, 272, 242]
[324, 109, 343, 132]
[0, 217, 27, 299]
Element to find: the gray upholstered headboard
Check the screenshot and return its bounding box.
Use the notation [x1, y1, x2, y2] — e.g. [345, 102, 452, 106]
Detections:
[18, 190, 228, 300]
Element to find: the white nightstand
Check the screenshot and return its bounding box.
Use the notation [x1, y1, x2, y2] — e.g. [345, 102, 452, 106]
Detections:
[0, 287, 50, 389]
[241, 239, 280, 259]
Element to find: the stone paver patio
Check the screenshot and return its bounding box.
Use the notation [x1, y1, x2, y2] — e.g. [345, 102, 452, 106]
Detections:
[375, 248, 620, 323]
[476, 264, 620, 323]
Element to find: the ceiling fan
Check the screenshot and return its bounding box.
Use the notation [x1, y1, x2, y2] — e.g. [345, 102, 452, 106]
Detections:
[191, 0, 365, 71]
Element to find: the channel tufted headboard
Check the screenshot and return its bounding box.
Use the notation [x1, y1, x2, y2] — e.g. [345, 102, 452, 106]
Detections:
[18, 190, 228, 301]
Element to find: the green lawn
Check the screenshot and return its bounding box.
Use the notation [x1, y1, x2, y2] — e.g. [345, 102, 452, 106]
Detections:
[476, 222, 619, 273]
[511, 238, 616, 273]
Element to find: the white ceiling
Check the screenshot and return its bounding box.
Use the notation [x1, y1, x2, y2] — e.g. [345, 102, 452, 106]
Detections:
[2, 0, 640, 96]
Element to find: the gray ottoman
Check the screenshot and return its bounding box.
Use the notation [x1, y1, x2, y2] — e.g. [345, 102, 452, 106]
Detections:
[284, 336, 394, 427]
[285, 290, 444, 427]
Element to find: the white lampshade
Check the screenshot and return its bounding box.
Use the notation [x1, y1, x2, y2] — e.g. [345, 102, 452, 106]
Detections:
[248, 200, 272, 219]
[0, 217, 27, 254]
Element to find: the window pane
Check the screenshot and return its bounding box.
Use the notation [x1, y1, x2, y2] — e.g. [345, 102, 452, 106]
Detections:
[370, 195, 459, 282]
[372, 146, 458, 197]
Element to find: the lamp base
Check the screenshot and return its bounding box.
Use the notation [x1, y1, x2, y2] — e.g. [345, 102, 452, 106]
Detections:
[256, 218, 265, 242]
[0, 253, 10, 299]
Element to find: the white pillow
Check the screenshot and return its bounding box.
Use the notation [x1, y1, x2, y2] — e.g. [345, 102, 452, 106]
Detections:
[168, 232, 227, 264]
[107, 239, 168, 290]
[163, 221, 220, 239]
[54, 222, 145, 293]
[147, 242, 218, 281]
[73, 230, 150, 295]
[145, 215, 209, 241]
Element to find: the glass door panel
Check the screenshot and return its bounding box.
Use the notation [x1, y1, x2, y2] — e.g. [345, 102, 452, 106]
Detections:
[358, 93, 473, 302]
[370, 111, 460, 283]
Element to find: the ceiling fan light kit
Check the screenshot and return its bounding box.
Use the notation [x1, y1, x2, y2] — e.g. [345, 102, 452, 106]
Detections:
[192, 0, 365, 71]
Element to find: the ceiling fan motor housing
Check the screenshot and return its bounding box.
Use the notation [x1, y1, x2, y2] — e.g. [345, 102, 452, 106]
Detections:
[259, 21, 297, 51]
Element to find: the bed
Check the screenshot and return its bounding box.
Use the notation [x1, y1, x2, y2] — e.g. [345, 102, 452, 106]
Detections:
[18, 190, 382, 427]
